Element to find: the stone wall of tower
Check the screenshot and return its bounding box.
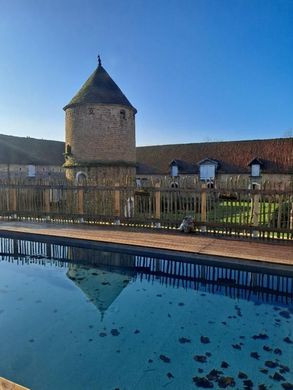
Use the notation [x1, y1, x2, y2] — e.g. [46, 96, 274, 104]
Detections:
[65, 165, 136, 185]
[65, 103, 136, 164]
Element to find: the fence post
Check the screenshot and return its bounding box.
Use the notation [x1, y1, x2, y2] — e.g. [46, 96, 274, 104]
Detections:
[155, 182, 161, 227]
[289, 201, 293, 231]
[9, 184, 17, 218]
[252, 192, 260, 238]
[200, 183, 207, 232]
[77, 184, 84, 222]
[114, 183, 121, 225]
[43, 185, 50, 220]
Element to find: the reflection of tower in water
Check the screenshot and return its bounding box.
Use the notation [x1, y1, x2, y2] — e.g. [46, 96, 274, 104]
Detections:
[66, 248, 136, 320]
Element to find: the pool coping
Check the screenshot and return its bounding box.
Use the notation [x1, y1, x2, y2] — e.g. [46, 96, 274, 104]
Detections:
[0, 224, 292, 276]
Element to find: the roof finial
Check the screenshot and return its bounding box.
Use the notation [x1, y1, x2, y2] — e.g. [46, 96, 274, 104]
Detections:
[98, 55, 102, 67]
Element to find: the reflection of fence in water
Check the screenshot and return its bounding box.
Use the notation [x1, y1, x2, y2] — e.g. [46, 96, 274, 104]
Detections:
[0, 237, 291, 304]
[134, 256, 293, 303]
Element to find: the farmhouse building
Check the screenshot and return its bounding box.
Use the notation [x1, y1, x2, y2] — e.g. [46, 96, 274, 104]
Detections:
[0, 133, 292, 188]
[0, 59, 292, 188]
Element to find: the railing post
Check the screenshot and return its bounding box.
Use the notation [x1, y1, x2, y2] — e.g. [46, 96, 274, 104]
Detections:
[114, 183, 121, 224]
[77, 184, 84, 222]
[252, 192, 260, 238]
[290, 201, 293, 230]
[155, 182, 161, 227]
[43, 185, 50, 218]
[200, 183, 207, 232]
[9, 184, 17, 218]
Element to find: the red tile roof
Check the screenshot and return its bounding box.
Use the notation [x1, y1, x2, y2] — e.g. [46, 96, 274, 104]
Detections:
[136, 138, 293, 174]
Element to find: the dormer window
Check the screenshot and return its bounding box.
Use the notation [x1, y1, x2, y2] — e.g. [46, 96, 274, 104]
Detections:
[251, 164, 260, 177]
[171, 164, 178, 177]
[198, 158, 218, 181]
[248, 158, 263, 177]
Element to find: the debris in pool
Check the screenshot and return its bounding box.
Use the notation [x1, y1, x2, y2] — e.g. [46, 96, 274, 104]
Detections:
[101, 282, 111, 285]
[270, 372, 285, 381]
[35, 299, 42, 303]
[238, 372, 248, 379]
[258, 384, 267, 390]
[91, 272, 98, 275]
[265, 360, 278, 368]
[250, 352, 260, 359]
[279, 310, 290, 319]
[221, 322, 227, 325]
[221, 361, 229, 368]
[198, 368, 204, 373]
[134, 329, 140, 334]
[232, 344, 241, 350]
[259, 368, 268, 374]
[179, 337, 191, 344]
[243, 379, 254, 388]
[99, 332, 107, 337]
[279, 364, 290, 373]
[192, 376, 213, 388]
[283, 336, 293, 344]
[156, 294, 162, 297]
[281, 383, 293, 389]
[263, 345, 272, 352]
[252, 333, 268, 340]
[111, 329, 120, 336]
[274, 348, 282, 355]
[159, 354, 171, 363]
[218, 376, 235, 388]
[29, 339, 34, 343]
[148, 359, 153, 363]
[88, 325, 93, 329]
[167, 372, 174, 379]
[168, 313, 171, 318]
[88, 338, 93, 342]
[178, 302, 185, 306]
[206, 369, 223, 381]
[205, 352, 212, 357]
[239, 335, 245, 339]
[200, 336, 210, 344]
[194, 355, 207, 363]
[53, 309, 58, 313]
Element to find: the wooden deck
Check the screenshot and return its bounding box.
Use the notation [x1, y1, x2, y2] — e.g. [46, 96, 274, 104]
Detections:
[0, 377, 29, 390]
[0, 221, 292, 266]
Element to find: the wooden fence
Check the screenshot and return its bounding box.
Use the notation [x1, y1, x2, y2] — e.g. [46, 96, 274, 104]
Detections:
[0, 179, 292, 240]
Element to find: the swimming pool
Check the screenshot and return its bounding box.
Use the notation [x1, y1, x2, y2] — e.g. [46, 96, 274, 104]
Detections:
[0, 236, 292, 389]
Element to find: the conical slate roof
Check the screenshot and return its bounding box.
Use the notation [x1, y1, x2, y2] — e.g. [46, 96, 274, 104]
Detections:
[64, 60, 136, 112]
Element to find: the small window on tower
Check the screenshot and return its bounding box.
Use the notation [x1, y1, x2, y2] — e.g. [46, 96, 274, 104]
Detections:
[120, 110, 126, 120]
[66, 144, 72, 155]
[88, 107, 94, 115]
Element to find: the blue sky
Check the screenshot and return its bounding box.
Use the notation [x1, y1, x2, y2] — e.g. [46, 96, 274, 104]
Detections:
[0, 0, 292, 145]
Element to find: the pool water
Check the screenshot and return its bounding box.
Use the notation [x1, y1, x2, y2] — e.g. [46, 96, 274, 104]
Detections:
[0, 240, 292, 389]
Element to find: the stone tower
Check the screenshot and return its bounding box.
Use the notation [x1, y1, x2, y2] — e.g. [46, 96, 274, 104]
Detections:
[63, 57, 137, 184]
